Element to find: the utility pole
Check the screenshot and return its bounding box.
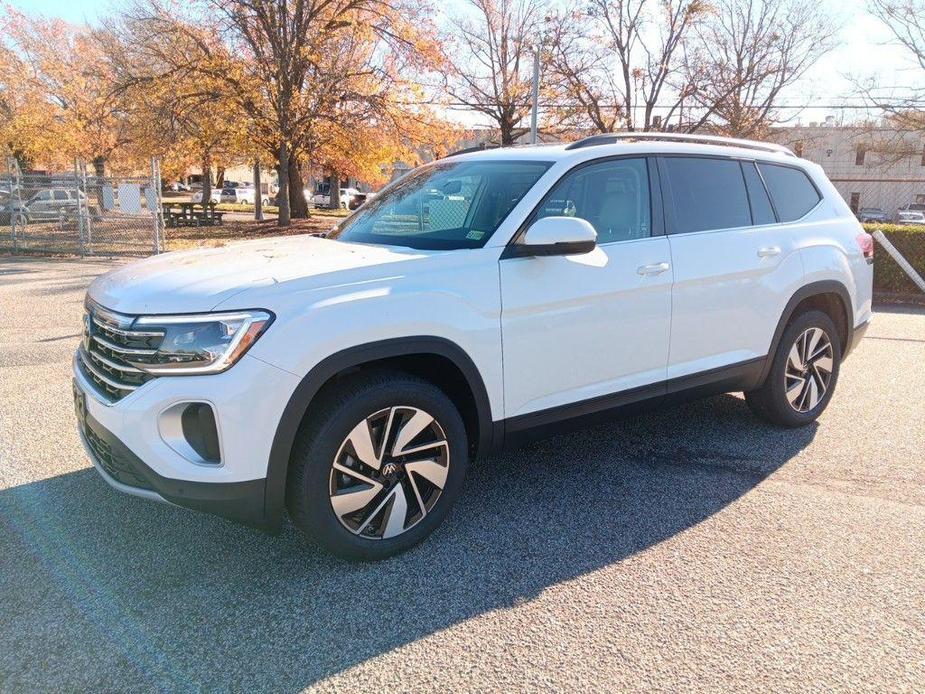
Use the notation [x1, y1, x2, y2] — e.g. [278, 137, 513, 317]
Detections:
[530, 43, 540, 144]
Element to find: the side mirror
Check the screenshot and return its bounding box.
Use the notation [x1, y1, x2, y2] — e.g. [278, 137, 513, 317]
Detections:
[509, 216, 597, 258]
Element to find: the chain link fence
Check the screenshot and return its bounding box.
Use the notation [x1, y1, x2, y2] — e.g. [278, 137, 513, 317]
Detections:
[0, 158, 165, 256]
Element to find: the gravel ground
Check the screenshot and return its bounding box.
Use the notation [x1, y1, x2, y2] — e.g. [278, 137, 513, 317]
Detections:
[1, 256, 923, 693]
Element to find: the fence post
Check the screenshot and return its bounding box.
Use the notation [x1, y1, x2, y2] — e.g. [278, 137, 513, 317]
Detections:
[872, 229, 925, 295]
[75, 159, 87, 255]
[7, 157, 18, 253]
[151, 157, 164, 254]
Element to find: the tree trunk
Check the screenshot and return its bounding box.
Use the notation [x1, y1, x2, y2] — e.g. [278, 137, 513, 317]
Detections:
[201, 151, 212, 207]
[215, 166, 225, 188]
[277, 143, 290, 227]
[92, 156, 105, 180]
[253, 161, 263, 222]
[288, 155, 308, 218]
[499, 120, 515, 146]
[328, 173, 342, 210]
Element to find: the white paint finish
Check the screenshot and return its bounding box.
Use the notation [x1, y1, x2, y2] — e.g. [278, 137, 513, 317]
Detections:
[75, 352, 300, 483]
[499, 238, 672, 417]
[666, 222, 806, 379]
[75, 136, 876, 499]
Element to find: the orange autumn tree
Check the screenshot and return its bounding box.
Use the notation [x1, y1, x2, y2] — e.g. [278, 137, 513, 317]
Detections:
[0, 7, 133, 175]
[119, 0, 450, 226]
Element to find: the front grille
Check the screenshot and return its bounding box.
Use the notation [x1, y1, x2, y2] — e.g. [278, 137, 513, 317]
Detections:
[78, 301, 164, 402]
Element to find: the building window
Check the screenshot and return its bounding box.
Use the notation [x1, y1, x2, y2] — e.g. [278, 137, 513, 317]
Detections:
[856, 145, 866, 166]
[920, 144, 925, 166]
[850, 192, 860, 213]
[794, 142, 804, 157]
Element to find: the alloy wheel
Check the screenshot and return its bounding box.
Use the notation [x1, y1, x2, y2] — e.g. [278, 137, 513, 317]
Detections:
[329, 406, 450, 539]
[784, 327, 834, 413]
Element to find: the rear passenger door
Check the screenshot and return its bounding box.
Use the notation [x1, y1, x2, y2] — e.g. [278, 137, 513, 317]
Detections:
[660, 156, 819, 380]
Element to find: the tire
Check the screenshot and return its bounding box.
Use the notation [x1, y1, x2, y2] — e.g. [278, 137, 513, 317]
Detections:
[745, 309, 842, 427]
[286, 370, 469, 560]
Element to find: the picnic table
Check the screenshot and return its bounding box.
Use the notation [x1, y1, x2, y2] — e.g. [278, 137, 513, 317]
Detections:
[162, 202, 224, 228]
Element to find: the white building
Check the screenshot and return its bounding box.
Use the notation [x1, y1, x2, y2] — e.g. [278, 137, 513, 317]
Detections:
[771, 122, 925, 216]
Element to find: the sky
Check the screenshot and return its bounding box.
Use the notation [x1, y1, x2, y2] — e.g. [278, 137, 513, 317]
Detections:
[11, 0, 925, 128]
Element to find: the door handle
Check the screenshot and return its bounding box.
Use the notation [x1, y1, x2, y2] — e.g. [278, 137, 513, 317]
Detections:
[757, 246, 781, 258]
[637, 262, 670, 276]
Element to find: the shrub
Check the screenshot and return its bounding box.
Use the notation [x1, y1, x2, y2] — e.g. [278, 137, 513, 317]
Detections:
[862, 223, 925, 296]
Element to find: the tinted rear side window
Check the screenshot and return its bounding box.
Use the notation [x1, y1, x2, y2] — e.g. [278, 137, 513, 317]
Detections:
[757, 163, 821, 222]
[662, 157, 751, 234]
[741, 162, 776, 225]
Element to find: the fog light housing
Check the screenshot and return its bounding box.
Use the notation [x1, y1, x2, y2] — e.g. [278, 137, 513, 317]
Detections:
[181, 403, 221, 464]
[158, 401, 222, 465]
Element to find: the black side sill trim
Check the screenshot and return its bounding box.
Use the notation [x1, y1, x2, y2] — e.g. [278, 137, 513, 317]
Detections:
[503, 356, 766, 444]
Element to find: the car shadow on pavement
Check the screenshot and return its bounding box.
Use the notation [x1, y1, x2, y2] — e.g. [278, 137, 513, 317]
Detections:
[0, 394, 815, 690]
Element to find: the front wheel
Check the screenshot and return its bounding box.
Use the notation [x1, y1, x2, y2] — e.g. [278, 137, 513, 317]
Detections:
[746, 309, 842, 427]
[286, 371, 469, 560]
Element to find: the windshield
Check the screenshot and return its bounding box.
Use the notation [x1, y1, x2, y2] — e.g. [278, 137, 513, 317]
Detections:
[330, 160, 552, 250]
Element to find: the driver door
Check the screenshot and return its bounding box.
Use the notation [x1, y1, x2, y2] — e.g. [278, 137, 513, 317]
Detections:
[500, 157, 673, 422]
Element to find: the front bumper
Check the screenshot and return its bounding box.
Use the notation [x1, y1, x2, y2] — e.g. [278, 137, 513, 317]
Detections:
[73, 351, 301, 530]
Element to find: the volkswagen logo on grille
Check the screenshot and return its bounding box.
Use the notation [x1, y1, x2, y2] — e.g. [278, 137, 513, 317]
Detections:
[82, 311, 92, 350]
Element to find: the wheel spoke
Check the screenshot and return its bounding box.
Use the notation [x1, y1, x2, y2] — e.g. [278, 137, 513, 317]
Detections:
[391, 409, 436, 456]
[332, 461, 379, 487]
[405, 459, 449, 490]
[813, 354, 833, 374]
[408, 474, 427, 519]
[803, 328, 822, 364]
[788, 344, 804, 372]
[330, 482, 383, 518]
[381, 485, 409, 539]
[802, 374, 820, 410]
[786, 376, 805, 406]
[345, 418, 380, 470]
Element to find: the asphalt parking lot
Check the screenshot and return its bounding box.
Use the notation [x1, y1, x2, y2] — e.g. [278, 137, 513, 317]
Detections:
[1, 256, 923, 692]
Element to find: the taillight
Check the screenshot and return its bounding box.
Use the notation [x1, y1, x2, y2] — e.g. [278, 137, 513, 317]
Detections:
[856, 232, 874, 264]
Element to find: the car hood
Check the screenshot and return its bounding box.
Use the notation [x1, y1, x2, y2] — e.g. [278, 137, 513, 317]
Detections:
[88, 235, 432, 314]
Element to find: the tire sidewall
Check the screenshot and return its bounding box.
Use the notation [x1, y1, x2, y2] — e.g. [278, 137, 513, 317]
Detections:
[292, 377, 468, 560]
[767, 310, 842, 426]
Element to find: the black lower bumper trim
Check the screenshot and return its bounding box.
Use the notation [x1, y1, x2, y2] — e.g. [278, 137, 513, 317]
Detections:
[80, 409, 272, 530]
[846, 319, 870, 358]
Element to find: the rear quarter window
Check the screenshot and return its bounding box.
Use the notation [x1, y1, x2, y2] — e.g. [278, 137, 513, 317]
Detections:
[757, 163, 821, 222]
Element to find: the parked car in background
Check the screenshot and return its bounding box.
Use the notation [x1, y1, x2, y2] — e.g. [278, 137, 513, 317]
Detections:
[192, 188, 222, 204]
[0, 188, 86, 224]
[896, 210, 925, 225]
[220, 183, 271, 207]
[856, 207, 888, 223]
[311, 183, 360, 209]
[74, 133, 873, 560]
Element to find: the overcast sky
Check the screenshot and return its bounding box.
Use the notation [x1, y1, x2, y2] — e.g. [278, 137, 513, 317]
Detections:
[12, 0, 925, 128]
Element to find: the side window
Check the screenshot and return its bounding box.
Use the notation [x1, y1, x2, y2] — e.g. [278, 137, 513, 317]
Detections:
[662, 157, 751, 233]
[54, 190, 69, 201]
[532, 158, 651, 244]
[35, 190, 52, 201]
[757, 163, 821, 222]
[741, 162, 776, 225]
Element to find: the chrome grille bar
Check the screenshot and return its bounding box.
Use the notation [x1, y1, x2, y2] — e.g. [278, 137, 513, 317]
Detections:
[79, 348, 138, 392]
[92, 334, 158, 356]
[91, 316, 164, 339]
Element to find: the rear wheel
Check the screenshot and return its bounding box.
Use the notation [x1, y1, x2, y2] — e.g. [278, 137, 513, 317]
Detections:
[286, 371, 468, 560]
[746, 309, 842, 427]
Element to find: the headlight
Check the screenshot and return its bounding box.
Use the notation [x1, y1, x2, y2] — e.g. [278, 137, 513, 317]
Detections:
[129, 310, 273, 375]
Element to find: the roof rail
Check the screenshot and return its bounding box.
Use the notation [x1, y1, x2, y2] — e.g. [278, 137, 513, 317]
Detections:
[564, 132, 795, 157]
[443, 143, 501, 158]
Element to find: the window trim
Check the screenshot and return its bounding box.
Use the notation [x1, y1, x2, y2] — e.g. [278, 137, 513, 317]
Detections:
[504, 154, 664, 255]
[657, 154, 755, 236]
[657, 154, 824, 236]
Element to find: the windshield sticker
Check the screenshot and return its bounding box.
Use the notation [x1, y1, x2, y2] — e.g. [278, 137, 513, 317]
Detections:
[466, 230, 485, 240]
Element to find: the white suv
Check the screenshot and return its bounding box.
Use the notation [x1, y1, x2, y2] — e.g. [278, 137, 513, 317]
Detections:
[73, 133, 874, 560]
